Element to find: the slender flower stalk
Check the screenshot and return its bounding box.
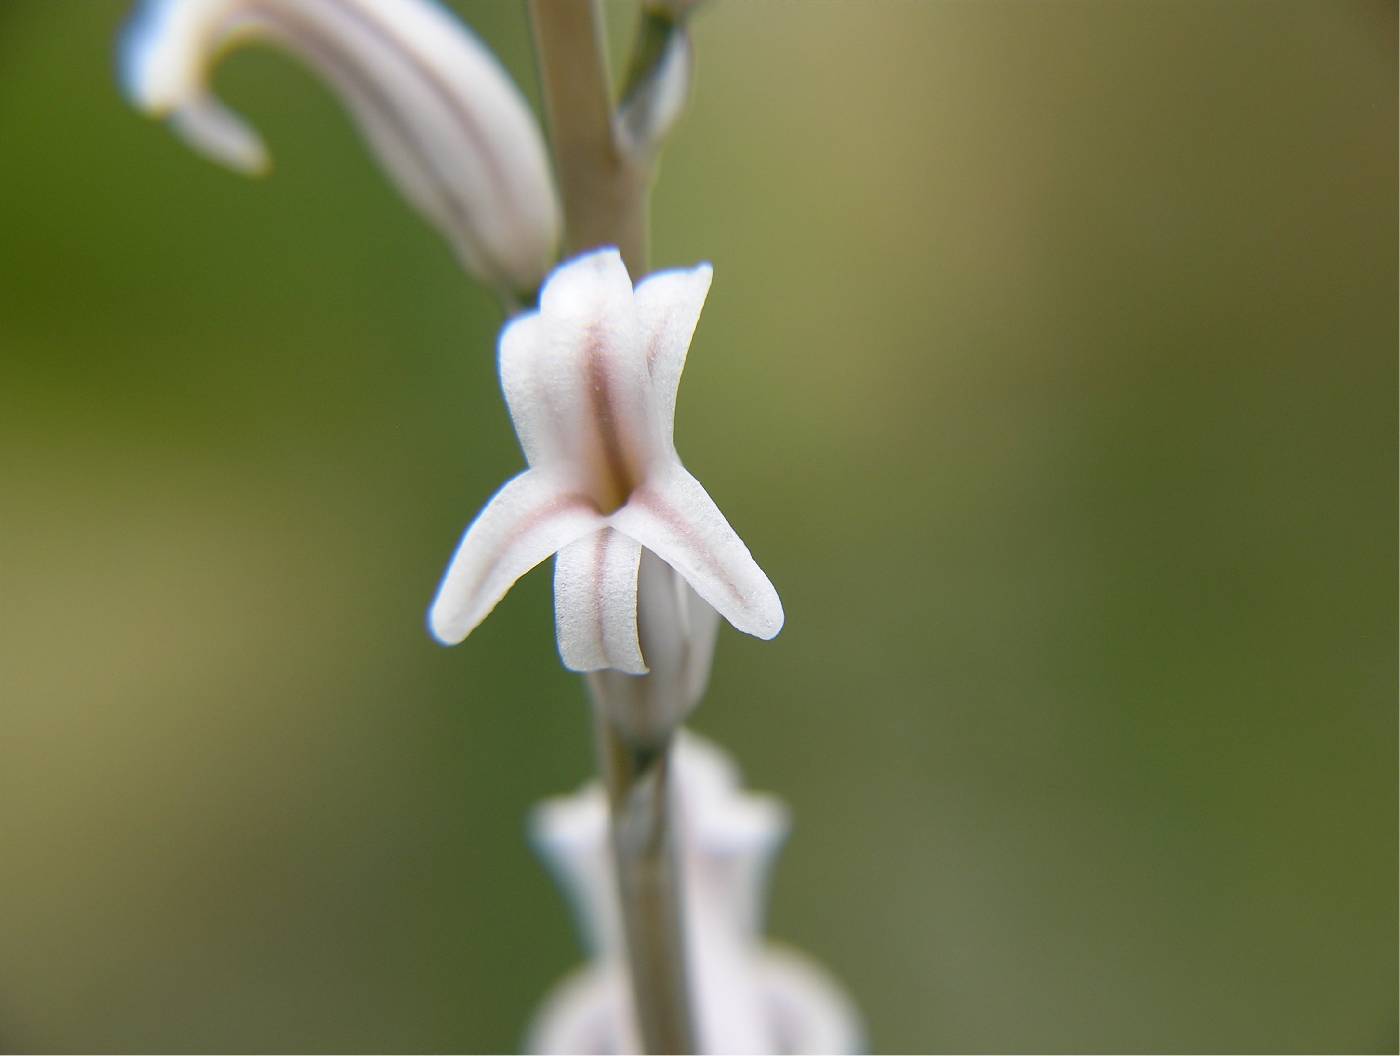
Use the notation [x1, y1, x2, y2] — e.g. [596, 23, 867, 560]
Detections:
[527, 0, 650, 275]
[120, 0, 561, 298]
[520, 4, 736, 1047]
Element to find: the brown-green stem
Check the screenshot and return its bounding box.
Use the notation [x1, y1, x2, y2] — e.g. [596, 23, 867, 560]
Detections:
[589, 695, 696, 1053]
[528, 0, 651, 277]
[528, 2, 694, 1052]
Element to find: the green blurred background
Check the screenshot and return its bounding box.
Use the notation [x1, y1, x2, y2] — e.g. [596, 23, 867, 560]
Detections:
[0, 1, 1394, 1051]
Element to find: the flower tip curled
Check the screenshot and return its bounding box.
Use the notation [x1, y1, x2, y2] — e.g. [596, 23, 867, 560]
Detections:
[119, 0, 560, 294]
[537, 246, 633, 323]
[118, 0, 178, 110]
[172, 98, 273, 175]
[426, 598, 463, 648]
[120, 1, 271, 175]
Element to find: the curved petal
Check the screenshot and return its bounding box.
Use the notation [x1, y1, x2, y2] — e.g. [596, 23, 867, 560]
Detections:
[759, 945, 866, 1055]
[528, 249, 665, 503]
[167, 92, 270, 174]
[612, 465, 783, 640]
[528, 784, 619, 958]
[525, 962, 635, 1056]
[538, 245, 637, 329]
[554, 527, 646, 674]
[498, 311, 554, 466]
[672, 733, 789, 939]
[120, 0, 560, 293]
[428, 470, 602, 645]
[634, 261, 712, 448]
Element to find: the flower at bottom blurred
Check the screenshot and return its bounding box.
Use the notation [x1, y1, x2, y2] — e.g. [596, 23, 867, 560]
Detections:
[528, 733, 863, 1055]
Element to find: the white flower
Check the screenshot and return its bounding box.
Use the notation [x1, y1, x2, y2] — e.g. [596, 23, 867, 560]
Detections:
[119, 0, 560, 295]
[528, 733, 863, 1055]
[429, 248, 783, 673]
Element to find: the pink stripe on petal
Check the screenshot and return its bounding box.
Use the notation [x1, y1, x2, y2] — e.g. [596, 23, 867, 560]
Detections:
[555, 527, 646, 674]
[634, 263, 712, 448]
[612, 467, 783, 641]
[537, 249, 666, 499]
[429, 470, 603, 645]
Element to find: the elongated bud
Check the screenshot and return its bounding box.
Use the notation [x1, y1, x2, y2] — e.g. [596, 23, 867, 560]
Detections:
[586, 551, 721, 747]
[616, 4, 700, 159]
[120, 0, 561, 297]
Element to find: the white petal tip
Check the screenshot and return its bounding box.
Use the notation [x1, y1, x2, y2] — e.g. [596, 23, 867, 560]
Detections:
[561, 656, 650, 677]
[539, 247, 632, 317]
[118, 0, 175, 108]
[719, 570, 784, 640]
[169, 99, 270, 175]
[570, 245, 626, 270]
[427, 606, 469, 647]
[682, 260, 714, 296]
[740, 602, 784, 641]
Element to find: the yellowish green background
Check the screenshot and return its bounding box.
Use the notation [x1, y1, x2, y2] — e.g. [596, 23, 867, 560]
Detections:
[1, 1, 1394, 1051]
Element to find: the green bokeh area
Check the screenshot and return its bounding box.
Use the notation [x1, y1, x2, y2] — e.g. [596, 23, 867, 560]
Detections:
[1, 1, 1395, 1052]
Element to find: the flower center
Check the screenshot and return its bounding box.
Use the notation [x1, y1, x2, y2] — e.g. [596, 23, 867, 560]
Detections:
[583, 333, 645, 514]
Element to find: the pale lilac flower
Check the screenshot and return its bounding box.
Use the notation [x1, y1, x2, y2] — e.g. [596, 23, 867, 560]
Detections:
[119, 0, 560, 295]
[429, 248, 783, 673]
[528, 733, 863, 1055]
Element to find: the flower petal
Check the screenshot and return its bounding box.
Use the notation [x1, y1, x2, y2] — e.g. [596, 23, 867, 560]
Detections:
[498, 311, 553, 465]
[429, 470, 602, 645]
[634, 262, 713, 448]
[523, 248, 665, 506]
[120, 0, 560, 293]
[612, 465, 783, 640]
[525, 962, 635, 1056]
[529, 783, 619, 958]
[167, 93, 270, 175]
[759, 946, 866, 1055]
[554, 527, 647, 674]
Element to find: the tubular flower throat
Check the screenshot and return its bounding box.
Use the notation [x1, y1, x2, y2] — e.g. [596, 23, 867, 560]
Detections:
[429, 248, 783, 674]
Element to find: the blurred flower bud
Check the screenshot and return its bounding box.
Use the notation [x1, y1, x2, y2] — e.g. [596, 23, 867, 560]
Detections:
[120, 0, 561, 297]
[641, 0, 710, 20]
[529, 733, 864, 1055]
[616, 21, 693, 160]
